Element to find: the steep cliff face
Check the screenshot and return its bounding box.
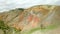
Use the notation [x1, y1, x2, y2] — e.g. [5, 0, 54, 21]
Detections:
[0, 5, 60, 34]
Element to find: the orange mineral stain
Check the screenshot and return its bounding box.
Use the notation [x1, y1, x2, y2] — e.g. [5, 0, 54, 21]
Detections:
[27, 15, 33, 22]
[32, 16, 40, 27]
[34, 16, 40, 22]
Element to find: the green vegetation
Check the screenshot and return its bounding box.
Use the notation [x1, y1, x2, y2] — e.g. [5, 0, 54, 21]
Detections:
[17, 8, 24, 11]
[10, 8, 24, 12]
[0, 20, 9, 34]
[0, 20, 21, 34]
[0, 20, 9, 30]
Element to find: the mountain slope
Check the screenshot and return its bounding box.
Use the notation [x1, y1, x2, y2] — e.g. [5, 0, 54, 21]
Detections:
[0, 5, 60, 34]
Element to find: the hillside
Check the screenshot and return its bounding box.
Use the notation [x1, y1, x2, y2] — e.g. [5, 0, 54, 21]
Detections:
[0, 5, 60, 34]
